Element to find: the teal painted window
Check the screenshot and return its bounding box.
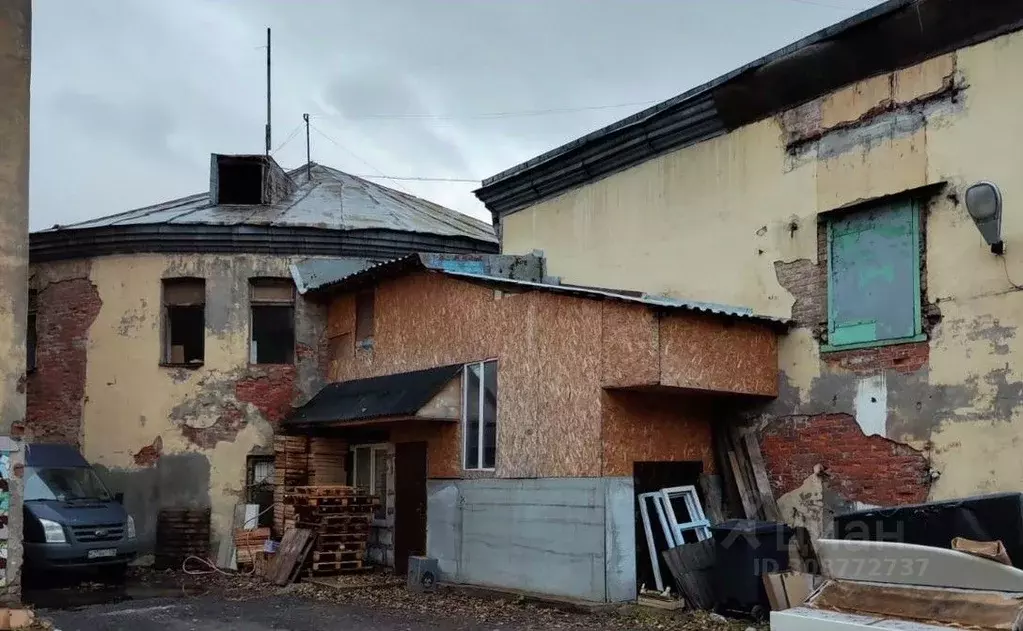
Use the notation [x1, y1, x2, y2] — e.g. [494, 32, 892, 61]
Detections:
[827, 200, 922, 349]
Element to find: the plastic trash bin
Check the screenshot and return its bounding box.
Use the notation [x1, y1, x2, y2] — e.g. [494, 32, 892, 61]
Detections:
[711, 519, 794, 619]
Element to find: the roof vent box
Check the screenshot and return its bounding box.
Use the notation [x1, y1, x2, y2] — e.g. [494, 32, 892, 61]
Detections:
[209, 154, 296, 206]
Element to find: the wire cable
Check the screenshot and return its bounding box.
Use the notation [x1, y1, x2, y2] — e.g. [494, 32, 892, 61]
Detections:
[271, 123, 303, 155]
[311, 99, 660, 121]
[350, 174, 479, 183]
[310, 124, 414, 194]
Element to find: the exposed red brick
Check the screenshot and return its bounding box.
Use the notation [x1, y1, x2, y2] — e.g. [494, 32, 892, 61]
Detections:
[759, 413, 929, 507]
[822, 342, 929, 375]
[181, 404, 246, 449]
[133, 436, 163, 467]
[26, 277, 102, 447]
[235, 366, 297, 427]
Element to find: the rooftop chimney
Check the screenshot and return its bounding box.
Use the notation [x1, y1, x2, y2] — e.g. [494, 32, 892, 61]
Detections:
[209, 154, 297, 206]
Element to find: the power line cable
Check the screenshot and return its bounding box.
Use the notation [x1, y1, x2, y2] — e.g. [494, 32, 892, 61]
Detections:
[311, 99, 660, 121]
[271, 123, 302, 155]
[350, 174, 479, 183]
[310, 124, 414, 194]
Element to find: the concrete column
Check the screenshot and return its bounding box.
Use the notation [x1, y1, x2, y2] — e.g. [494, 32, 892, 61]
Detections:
[0, 0, 31, 599]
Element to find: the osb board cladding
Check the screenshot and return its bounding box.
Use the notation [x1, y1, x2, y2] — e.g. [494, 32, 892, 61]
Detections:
[389, 421, 460, 479]
[600, 301, 659, 388]
[659, 314, 778, 397]
[327, 271, 604, 478]
[600, 389, 716, 477]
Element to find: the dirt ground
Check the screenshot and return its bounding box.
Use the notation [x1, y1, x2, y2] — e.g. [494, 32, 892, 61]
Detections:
[26, 568, 765, 631]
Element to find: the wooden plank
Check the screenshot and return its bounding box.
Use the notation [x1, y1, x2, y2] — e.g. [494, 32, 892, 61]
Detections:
[269, 528, 315, 586]
[712, 424, 743, 518]
[728, 427, 761, 518]
[742, 431, 780, 521]
[661, 539, 716, 611]
[811, 579, 1023, 630]
[697, 474, 725, 524]
[728, 449, 759, 519]
[285, 532, 317, 585]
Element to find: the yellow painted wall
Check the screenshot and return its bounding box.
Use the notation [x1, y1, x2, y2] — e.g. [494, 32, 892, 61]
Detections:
[30, 253, 326, 554]
[501, 31, 1023, 503]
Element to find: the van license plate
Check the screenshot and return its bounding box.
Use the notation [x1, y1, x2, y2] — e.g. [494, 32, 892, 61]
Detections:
[87, 549, 116, 559]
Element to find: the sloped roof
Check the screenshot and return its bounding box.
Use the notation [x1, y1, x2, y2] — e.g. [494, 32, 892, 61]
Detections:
[285, 364, 463, 426]
[44, 163, 496, 243]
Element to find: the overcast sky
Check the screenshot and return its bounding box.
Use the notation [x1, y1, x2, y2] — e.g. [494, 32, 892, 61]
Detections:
[30, 0, 884, 231]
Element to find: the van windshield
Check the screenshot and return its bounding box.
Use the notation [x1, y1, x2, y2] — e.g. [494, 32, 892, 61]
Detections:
[24, 467, 111, 502]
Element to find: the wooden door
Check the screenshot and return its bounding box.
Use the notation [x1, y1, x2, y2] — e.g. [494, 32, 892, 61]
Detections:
[394, 441, 428, 575]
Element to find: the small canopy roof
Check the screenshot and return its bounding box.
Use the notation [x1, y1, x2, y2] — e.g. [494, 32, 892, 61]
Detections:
[285, 364, 463, 427]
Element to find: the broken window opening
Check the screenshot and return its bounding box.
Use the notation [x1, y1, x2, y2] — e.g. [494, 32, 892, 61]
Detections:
[826, 199, 923, 350]
[216, 157, 263, 205]
[27, 289, 37, 372]
[355, 290, 375, 346]
[463, 360, 497, 470]
[162, 278, 205, 365]
[351, 444, 389, 521]
[250, 279, 295, 365]
[246, 456, 275, 528]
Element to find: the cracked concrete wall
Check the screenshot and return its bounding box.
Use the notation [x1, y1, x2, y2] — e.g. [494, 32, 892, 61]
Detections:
[500, 31, 1023, 518]
[0, 0, 29, 598]
[28, 253, 329, 556]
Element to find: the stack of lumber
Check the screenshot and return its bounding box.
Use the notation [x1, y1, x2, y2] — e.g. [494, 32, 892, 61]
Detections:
[273, 434, 309, 536]
[234, 527, 271, 572]
[715, 425, 779, 521]
[308, 437, 348, 485]
[286, 485, 378, 576]
[155, 507, 211, 570]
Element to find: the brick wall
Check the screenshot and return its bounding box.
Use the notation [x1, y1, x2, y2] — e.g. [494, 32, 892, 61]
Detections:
[25, 278, 102, 446]
[760, 413, 930, 507]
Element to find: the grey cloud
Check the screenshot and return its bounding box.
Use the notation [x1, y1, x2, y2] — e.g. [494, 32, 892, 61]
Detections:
[31, 0, 885, 230]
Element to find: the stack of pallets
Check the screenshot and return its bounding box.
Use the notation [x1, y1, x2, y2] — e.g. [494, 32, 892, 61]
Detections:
[273, 435, 309, 536]
[155, 507, 211, 570]
[308, 437, 348, 485]
[286, 485, 378, 576]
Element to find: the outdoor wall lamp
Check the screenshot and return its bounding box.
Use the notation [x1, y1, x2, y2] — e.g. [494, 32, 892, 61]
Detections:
[965, 181, 1004, 255]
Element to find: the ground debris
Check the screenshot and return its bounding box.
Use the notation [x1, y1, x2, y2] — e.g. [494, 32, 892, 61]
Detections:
[130, 567, 765, 630]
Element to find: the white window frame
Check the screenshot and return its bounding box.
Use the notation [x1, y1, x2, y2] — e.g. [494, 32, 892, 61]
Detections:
[462, 360, 497, 471]
[350, 443, 389, 523]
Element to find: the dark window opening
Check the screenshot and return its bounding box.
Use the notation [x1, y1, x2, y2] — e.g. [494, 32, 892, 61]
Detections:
[356, 290, 374, 344]
[27, 289, 37, 372]
[246, 456, 275, 528]
[251, 306, 295, 364]
[163, 279, 205, 365]
[250, 279, 295, 365]
[167, 307, 205, 363]
[217, 158, 263, 205]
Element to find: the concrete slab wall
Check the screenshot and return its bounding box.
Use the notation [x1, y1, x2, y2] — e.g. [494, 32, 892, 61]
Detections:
[426, 477, 636, 603]
[0, 0, 30, 598]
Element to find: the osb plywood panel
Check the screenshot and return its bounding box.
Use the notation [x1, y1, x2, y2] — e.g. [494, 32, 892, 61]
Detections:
[601, 301, 659, 388]
[327, 272, 604, 479]
[390, 421, 461, 479]
[327, 294, 355, 340]
[601, 390, 716, 477]
[659, 314, 778, 397]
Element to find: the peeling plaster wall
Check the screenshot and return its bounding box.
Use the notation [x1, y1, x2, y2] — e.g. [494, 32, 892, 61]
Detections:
[27, 253, 328, 554]
[0, 0, 30, 597]
[501, 32, 1023, 515]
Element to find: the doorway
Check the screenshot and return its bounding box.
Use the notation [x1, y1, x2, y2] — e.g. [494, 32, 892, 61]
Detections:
[394, 441, 428, 575]
[633, 461, 704, 591]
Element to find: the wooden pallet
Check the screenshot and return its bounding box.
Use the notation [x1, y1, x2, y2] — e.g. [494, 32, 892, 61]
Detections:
[314, 541, 367, 553]
[296, 517, 371, 529]
[311, 550, 364, 562]
[308, 559, 364, 574]
[287, 495, 378, 508]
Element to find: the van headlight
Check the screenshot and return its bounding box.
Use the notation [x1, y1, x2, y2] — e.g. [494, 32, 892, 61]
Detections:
[39, 519, 66, 544]
[126, 515, 136, 540]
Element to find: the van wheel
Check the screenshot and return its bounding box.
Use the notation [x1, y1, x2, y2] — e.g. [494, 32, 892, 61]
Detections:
[98, 564, 128, 584]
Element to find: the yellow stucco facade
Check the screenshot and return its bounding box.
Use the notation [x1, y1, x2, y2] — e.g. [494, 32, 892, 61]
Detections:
[28, 253, 327, 554]
[501, 31, 1023, 508]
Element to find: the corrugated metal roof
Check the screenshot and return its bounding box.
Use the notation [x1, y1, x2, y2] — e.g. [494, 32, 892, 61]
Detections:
[43, 163, 496, 244]
[300, 253, 789, 326]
